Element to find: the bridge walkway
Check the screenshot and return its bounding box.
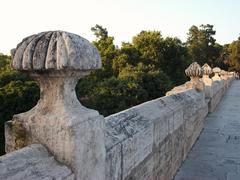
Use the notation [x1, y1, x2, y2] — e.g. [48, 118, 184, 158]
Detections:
[174, 80, 240, 180]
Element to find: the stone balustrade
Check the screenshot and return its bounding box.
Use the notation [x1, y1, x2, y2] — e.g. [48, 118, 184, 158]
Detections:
[0, 31, 236, 180]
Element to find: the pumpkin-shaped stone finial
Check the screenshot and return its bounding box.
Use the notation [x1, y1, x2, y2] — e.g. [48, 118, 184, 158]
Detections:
[212, 67, 221, 81]
[202, 63, 212, 76]
[212, 67, 221, 74]
[11, 31, 101, 71]
[185, 62, 203, 78]
[184, 62, 204, 91]
[8, 31, 106, 180]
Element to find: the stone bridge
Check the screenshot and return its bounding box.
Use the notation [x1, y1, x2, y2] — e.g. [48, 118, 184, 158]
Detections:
[0, 31, 237, 180]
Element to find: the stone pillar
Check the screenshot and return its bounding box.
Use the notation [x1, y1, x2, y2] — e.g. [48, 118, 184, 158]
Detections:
[202, 63, 213, 99]
[220, 70, 228, 89]
[5, 31, 106, 180]
[212, 67, 221, 81]
[185, 62, 204, 92]
[185, 62, 205, 105]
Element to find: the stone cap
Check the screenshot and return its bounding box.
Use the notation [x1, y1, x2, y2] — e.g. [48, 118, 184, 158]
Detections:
[185, 62, 203, 78]
[212, 67, 221, 74]
[11, 31, 101, 71]
[202, 63, 212, 75]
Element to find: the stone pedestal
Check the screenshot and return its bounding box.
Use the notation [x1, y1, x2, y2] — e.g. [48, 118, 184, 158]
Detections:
[5, 31, 106, 180]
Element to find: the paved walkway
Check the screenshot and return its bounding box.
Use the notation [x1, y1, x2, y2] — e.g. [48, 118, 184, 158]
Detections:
[174, 80, 240, 180]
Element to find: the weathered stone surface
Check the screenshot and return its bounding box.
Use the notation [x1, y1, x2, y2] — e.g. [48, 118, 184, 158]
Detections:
[5, 74, 106, 180]
[174, 80, 240, 180]
[209, 80, 224, 112]
[6, 31, 106, 180]
[185, 62, 203, 77]
[104, 88, 208, 180]
[104, 72, 234, 180]
[166, 84, 187, 96]
[185, 62, 204, 92]
[212, 67, 221, 81]
[202, 63, 212, 76]
[202, 63, 213, 99]
[11, 31, 101, 70]
[0, 144, 74, 180]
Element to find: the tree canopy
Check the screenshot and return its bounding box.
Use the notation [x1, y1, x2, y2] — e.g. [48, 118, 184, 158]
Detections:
[225, 36, 240, 71]
[187, 24, 223, 67]
[0, 54, 39, 154]
[77, 25, 191, 116]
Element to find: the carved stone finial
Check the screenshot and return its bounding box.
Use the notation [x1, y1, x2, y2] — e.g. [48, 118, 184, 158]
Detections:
[11, 31, 101, 71]
[185, 62, 203, 78]
[185, 62, 204, 91]
[166, 62, 204, 95]
[212, 67, 221, 81]
[212, 67, 221, 74]
[202, 63, 212, 76]
[6, 31, 106, 180]
[202, 63, 213, 98]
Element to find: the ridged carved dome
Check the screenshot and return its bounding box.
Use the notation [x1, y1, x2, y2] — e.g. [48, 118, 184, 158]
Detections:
[11, 31, 101, 71]
[212, 67, 221, 74]
[185, 62, 203, 77]
[202, 63, 212, 75]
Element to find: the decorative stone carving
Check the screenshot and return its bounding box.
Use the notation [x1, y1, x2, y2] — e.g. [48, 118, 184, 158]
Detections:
[212, 67, 221, 81]
[185, 62, 203, 77]
[185, 62, 204, 91]
[202, 63, 212, 76]
[166, 62, 204, 95]
[6, 31, 106, 180]
[11, 31, 101, 70]
[202, 63, 213, 98]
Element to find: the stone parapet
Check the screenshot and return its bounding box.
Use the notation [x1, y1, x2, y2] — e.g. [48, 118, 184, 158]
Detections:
[105, 88, 208, 180]
[0, 144, 74, 180]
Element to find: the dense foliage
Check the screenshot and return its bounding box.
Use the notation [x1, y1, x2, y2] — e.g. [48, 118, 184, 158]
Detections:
[0, 24, 239, 154]
[187, 24, 223, 67]
[224, 37, 240, 71]
[77, 26, 191, 116]
[0, 54, 39, 154]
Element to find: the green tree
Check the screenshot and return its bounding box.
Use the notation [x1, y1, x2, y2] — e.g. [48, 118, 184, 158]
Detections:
[132, 31, 164, 66]
[91, 24, 108, 40]
[80, 77, 148, 116]
[119, 63, 173, 99]
[225, 36, 240, 71]
[0, 54, 39, 155]
[187, 24, 221, 66]
[213, 43, 229, 70]
[91, 24, 118, 79]
[161, 37, 191, 85]
[131, 31, 190, 85]
[77, 28, 177, 116]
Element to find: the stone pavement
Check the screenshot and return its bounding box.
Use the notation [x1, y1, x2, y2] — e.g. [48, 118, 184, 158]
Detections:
[174, 80, 240, 180]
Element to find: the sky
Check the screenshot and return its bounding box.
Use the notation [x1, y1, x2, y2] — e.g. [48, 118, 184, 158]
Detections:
[0, 0, 239, 54]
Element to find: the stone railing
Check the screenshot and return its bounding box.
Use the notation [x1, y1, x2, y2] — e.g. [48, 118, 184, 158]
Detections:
[0, 31, 235, 180]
